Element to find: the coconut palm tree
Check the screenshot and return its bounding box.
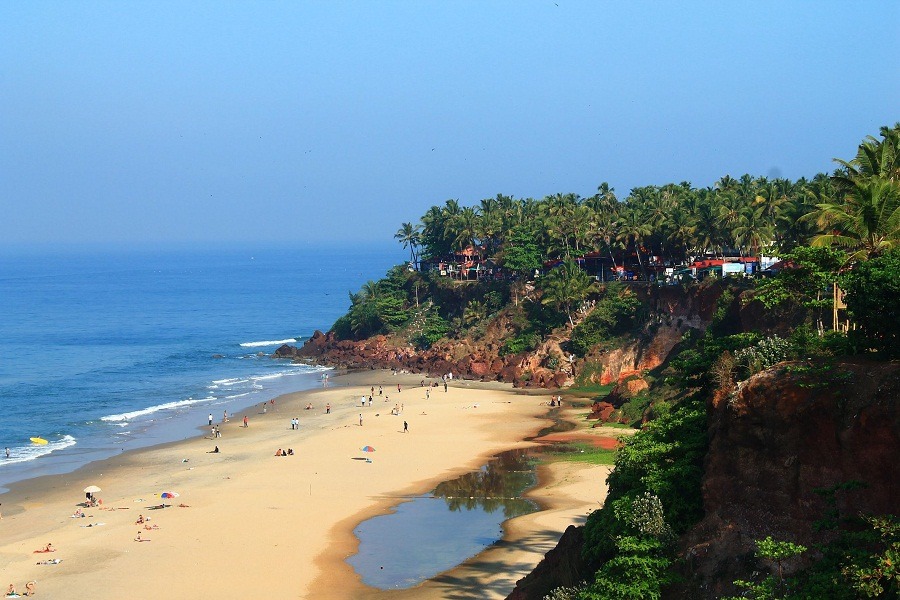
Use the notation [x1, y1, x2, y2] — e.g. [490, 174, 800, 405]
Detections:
[616, 205, 652, 276]
[394, 222, 421, 269]
[833, 123, 900, 187]
[810, 176, 900, 261]
[539, 259, 595, 326]
[591, 211, 622, 272]
[733, 204, 773, 257]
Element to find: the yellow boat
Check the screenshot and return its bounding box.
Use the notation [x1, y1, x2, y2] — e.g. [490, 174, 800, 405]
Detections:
[30, 437, 48, 445]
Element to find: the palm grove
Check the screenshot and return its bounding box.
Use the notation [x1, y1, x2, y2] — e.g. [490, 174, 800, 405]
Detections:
[337, 124, 899, 358]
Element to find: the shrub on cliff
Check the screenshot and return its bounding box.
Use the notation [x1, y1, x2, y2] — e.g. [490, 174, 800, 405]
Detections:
[842, 249, 900, 358]
[579, 398, 708, 598]
[570, 283, 644, 356]
[539, 259, 597, 327]
[734, 335, 792, 379]
[333, 266, 413, 340]
[750, 246, 846, 332]
[410, 309, 450, 349]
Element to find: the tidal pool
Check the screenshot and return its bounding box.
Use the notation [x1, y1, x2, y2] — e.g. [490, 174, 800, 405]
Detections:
[346, 448, 541, 590]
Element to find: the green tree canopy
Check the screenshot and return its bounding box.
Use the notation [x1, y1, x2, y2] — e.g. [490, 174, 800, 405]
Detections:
[841, 249, 900, 358]
[539, 258, 595, 327]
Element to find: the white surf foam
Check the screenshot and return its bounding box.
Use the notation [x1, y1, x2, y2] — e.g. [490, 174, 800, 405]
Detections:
[239, 338, 297, 348]
[0, 435, 77, 466]
[100, 397, 216, 423]
[250, 373, 289, 382]
[211, 377, 248, 386]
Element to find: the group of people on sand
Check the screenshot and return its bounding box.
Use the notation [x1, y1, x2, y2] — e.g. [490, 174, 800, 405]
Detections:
[274, 448, 294, 456]
[6, 581, 35, 597]
[135, 514, 159, 530]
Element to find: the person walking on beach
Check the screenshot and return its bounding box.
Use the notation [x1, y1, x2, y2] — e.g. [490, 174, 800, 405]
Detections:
[426, 388, 430, 400]
[444, 381, 448, 392]
[403, 420, 408, 433]
[326, 403, 331, 414]
[359, 413, 363, 427]
[4, 447, 8, 459]
[243, 415, 249, 428]
[223, 410, 228, 422]
[397, 384, 401, 393]
[208, 413, 213, 426]
[378, 385, 382, 396]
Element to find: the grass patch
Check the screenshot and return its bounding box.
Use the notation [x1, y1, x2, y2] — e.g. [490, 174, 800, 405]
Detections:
[551, 441, 618, 465]
[599, 422, 633, 430]
[566, 382, 615, 398]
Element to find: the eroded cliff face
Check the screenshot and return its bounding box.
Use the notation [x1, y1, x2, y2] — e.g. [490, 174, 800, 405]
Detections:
[505, 360, 900, 600]
[276, 283, 737, 390]
[677, 360, 900, 598]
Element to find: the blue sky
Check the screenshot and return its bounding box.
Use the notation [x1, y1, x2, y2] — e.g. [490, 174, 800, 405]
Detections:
[2, 1, 897, 247]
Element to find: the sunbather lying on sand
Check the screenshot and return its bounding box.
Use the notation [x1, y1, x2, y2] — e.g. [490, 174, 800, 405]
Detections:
[33, 543, 55, 553]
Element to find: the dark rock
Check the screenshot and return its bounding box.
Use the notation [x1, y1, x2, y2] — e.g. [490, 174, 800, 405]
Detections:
[676, 360, 900, 598]
[506, 525, 587, 600]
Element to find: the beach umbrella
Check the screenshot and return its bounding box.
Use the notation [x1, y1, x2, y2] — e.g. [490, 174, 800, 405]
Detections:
[360, 446, 375, 453]
[83, 485, 101, 494]
[160, 491, 179, 499]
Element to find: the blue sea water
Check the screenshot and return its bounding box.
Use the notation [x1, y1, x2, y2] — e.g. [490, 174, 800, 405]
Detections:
[0, 242, 400, 492]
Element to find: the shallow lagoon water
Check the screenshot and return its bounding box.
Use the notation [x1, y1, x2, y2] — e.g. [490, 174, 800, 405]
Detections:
[347, 448, 541, 589]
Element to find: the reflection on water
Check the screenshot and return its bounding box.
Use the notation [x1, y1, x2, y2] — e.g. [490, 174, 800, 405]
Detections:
[347, 448, 542, 590]
[433, 448, 537, 519]
[531, 407, 576, 438]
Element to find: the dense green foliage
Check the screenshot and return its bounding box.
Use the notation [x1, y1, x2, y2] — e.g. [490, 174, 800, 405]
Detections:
[404, 125, 899, 275]
[539, 259, 596, 326]
[578, 398, 708, 598]
[753, 246, 846, 311]
[332, 266, 411, 339]
[569, 283, 644, 356]
[502, 225, 543, 276]
[842, 249, 900, 358]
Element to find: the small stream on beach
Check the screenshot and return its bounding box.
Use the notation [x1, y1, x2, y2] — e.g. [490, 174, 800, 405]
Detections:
[348, 412, 576, 590]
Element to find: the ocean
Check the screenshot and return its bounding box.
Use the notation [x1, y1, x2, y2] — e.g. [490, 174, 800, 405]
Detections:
[0, 242, 400, 492]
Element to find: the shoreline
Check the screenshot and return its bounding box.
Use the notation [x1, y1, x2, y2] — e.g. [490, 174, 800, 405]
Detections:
[0, 370, 607, 599]
[0, 362, 331, 495]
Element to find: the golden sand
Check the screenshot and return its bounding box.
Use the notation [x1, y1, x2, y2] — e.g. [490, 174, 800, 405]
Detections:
[0, 372, 609, 599]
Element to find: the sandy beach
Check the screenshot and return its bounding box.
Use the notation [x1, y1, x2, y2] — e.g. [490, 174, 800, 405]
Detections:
[0, 371, 609, 599]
